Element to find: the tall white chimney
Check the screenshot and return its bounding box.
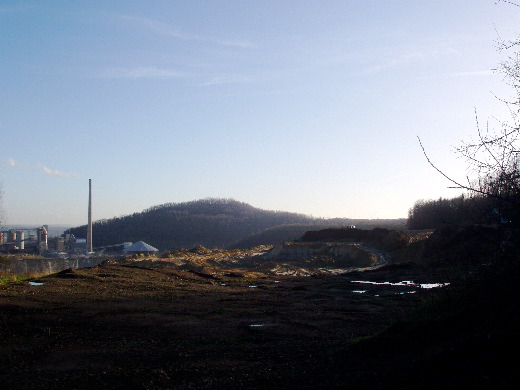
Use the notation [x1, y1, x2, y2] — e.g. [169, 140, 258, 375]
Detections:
[87, 179, 93, 252]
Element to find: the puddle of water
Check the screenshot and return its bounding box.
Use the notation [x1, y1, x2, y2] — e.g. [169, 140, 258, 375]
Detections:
[29, 282, 45, 286]
[352, 280, 449, 289]
[248, 285, 258, 288]
[419, 283, 450, 289]
[352, 290, 367, 294]
[249, 324, 271, 327]
[352, 280, 415, 286]
[397, 291, 417, 295]
[393, 281, 415, 286]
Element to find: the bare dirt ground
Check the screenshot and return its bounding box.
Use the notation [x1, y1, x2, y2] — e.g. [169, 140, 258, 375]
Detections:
[0, 258, 455, 390]
[1, 234, 518, 390]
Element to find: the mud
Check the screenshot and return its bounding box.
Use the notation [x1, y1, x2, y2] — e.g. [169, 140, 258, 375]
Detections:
[0, 260, 450, 389]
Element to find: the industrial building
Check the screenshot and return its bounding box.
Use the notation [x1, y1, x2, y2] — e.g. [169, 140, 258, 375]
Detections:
[1, 181, 151, 257]
[0, 226, 88, 254]
[0, 226, 49, 253]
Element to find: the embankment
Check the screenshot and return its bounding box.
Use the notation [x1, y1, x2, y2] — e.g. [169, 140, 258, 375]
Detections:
[0, 256, 104, 275]
[263, 241, 382, 268]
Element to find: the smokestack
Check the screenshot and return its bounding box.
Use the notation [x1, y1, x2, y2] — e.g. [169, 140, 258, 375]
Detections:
[87, 179, 93, 253]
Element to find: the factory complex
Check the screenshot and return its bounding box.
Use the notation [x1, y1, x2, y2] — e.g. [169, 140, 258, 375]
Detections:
[0, 226, 158, 257]
[0, 225, 82, 254]
[0, 180, 158, 258]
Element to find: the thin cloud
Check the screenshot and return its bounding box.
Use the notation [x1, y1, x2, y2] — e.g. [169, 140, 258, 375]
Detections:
[217, 38, 254, 49]
[199, 74, 257, 86]
[5, 158, 74, 177]
[101, 66, 186, 79]
[452, 70, 494, 77]
[39, 163, 74, 178]
[121, 15, 194, 39]
[366, 51, 426, 73]
[120, 15, 253, 48]
[366, 45, 457, 73]
[4, 157, 29, 170]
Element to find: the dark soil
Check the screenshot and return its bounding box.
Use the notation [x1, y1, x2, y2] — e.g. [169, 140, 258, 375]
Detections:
[0, 261, 518, 389]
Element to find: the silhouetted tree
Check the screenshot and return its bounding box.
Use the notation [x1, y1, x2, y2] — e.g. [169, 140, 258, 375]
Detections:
[418, 1, 520, 261]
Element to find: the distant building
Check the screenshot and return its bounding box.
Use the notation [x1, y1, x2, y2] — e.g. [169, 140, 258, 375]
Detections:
[71, 238, 87, 251]
[122, 241, 159, 255]
[0, 226, 49, 253]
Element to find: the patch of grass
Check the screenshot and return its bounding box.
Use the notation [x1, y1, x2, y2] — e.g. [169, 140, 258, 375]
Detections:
[0, 254, 18, 261]
[0, 272, 45, 285]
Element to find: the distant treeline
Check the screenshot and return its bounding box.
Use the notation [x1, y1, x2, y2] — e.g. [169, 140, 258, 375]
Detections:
[66, 198, 405, 251]
[407, 194, 518, 229]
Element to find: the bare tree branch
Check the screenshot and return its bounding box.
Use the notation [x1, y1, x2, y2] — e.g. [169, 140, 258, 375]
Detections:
[418, 137, 517, 203]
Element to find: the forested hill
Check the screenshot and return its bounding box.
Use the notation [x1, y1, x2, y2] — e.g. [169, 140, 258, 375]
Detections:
[66, 198, 406, 251]
[65, 198, 317, 250]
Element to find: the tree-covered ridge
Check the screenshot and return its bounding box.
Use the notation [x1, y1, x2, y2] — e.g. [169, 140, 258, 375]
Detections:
[66, 198, 318, 251]
[407, 194, 519, 230]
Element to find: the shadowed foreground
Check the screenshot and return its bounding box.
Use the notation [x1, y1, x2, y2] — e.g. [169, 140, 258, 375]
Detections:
[0, 262, 518, 389]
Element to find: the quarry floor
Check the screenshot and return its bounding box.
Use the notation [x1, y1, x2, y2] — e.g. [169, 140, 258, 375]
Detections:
[0, 261, 517, 389]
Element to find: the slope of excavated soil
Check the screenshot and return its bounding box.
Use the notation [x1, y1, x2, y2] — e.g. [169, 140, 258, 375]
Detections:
[0, 261, 460, 390]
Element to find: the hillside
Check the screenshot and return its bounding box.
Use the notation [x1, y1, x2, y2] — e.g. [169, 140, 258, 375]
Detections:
[64, 199, 322, 250]
[66, 198, 405, 251]
[67, 198, 404, 250]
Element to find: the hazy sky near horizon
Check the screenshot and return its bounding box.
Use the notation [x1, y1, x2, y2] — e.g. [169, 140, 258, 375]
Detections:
[1, 0, 519, 226]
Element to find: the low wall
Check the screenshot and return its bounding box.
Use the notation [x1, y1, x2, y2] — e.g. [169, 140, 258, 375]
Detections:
[0, 257, 104, 275]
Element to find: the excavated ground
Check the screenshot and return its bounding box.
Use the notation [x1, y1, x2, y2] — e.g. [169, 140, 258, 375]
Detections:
[0, 237, 518, 389]
[0, 258, 456, 390]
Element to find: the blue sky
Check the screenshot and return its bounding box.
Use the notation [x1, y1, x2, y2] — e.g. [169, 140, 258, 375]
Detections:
[1, 0, 519, 226]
